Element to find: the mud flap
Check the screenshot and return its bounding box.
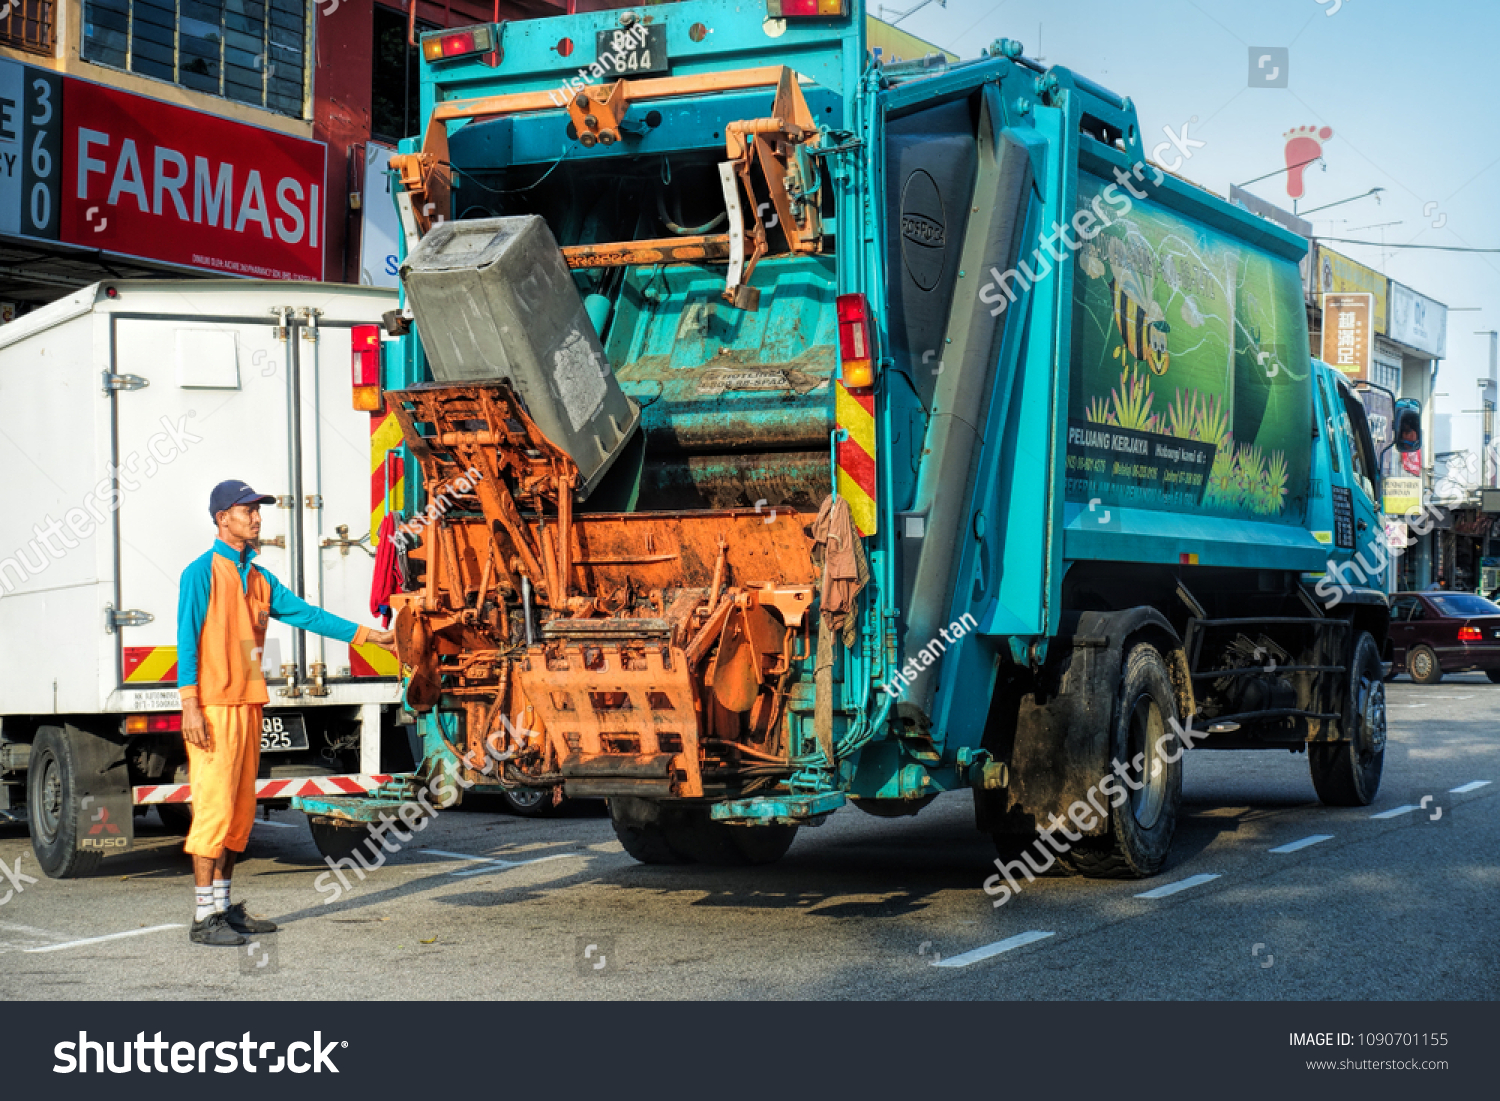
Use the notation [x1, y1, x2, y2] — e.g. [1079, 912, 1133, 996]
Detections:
[70, 727, 135, 856]
[976, 608, 1182, 838]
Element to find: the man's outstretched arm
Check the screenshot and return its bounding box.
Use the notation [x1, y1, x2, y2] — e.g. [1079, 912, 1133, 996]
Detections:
[262, 567, 394, 649]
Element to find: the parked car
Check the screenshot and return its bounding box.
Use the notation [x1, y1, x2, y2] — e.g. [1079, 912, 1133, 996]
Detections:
[1389, 591, 1500, 683]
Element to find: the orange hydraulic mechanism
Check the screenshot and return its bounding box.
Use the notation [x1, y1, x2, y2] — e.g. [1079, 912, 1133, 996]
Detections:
[390, 65, 824, 308]
[386, 381, 819, 801]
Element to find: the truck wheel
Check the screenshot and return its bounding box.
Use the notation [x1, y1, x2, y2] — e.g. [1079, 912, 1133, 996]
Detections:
[1060, 642, 1183, 879]
[609, 802, 798, 866]
[1406, 645, 1442, 684]
[307, 815, 375, 864]
[27, 727, 103, 879]
[1310, 632, 1385, 807]
[502, 785, 559, 818]
[609, 801, 693, 865]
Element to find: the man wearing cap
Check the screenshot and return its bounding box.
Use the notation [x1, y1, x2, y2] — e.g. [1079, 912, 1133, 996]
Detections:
[177, 480, 396, 946]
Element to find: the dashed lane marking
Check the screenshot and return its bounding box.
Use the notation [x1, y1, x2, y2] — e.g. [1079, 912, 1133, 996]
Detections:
[1269, 834, 1334, 854]
[1450, 781, 1492, 793]
[1135, 873, 1221, 899]
[932, 931, 1055, 968]
[23, 924, 186, 953]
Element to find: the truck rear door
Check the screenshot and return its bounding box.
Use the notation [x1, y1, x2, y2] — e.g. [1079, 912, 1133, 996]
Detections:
[112, 311, 296, 696]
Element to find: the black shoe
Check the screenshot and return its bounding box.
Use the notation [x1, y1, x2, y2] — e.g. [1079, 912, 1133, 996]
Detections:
[224, 901, 278, 934]
[190, 912, 246, 947]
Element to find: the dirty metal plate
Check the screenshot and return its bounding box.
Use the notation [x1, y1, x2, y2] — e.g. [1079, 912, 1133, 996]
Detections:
[695, 366, 826, 396]
[595, 24, 667, 76]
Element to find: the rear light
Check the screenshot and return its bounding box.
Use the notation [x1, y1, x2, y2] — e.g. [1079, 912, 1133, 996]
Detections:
[768, 0, 848, 16]
[352, 324, 383, 412]
[421, 24, 496, 62]
[1458, 625, 1483, 641]
[125, 713, 183, 734]
[836, 293, 876, 390]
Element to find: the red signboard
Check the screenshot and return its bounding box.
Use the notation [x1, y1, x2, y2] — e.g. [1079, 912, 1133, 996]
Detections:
[62, 79, 324, 280]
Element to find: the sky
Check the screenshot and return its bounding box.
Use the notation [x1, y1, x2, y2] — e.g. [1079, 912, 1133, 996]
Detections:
[890, 0, 1500, 423]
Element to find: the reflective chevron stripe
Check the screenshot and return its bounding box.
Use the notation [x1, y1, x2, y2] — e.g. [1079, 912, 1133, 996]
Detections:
[132, 774, 395, 805]
[835, 381, 877, 536]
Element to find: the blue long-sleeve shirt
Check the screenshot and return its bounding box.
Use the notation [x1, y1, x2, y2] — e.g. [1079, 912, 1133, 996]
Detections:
[177, 539, 365, 697]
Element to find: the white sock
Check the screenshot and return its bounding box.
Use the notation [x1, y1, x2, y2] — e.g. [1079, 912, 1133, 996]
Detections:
[212, 880, 231, 914]
[194, 887, 214, 922]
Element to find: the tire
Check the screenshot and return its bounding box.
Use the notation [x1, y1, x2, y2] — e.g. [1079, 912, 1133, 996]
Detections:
[1059, 642, 1183, 879]
[1310, 631, 1385, 807]
[307, 815, 374, 863]
[502, 785, 559, 818]
[1407, 645, 1442, 684]
[27, 727, 103, 879]
[609, 801, 798, 866]
[1484, 669, 1500, 684]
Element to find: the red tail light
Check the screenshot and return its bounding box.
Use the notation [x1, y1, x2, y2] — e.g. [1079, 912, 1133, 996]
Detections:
[836, 293, 876, 390]
[421, 25, 496, 62]
[1458, 625, 1483, 642]
[768, 0, 848, 16]
[352, 324, 383, 412]
[125, 713, 183, 734]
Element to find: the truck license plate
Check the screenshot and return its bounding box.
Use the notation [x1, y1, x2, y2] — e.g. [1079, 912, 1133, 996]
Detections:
[595, 24, 667, 77]
[261, 713, 308, 753]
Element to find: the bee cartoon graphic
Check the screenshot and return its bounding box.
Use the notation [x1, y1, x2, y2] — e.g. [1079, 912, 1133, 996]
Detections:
[1105, 246, 1171, 376]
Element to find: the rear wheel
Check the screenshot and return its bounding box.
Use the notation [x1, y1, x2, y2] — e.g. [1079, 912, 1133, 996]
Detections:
[1060, 642, 1183, 879]
[609, 800, 798, 866]
[27, 727, 103, 879]
[1407, 644, 1442, 684]
[1310, 631, 1385, 806]
[502, 785, 559, 818]
[307, 815, 373, 863]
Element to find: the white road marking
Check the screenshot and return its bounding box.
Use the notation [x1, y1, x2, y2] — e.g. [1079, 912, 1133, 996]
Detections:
[1269, 834, 1334, 854]
[1450, 780, 1492, 793]
[0, 920, 67, 939]
[23, 924, 185, 953]
[1135, 873, 1221, 899]
[932, 930, 1054, 968]
[1423, 694, 1474, 700]
[1370, 805, 1420, 819]
[254, 819, 298, 829]
[415, 849, 579, 876]
[1395, 704, 1429, 709]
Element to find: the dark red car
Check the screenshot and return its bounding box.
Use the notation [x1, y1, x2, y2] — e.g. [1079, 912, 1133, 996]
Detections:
[1389, 591, 1500, 683]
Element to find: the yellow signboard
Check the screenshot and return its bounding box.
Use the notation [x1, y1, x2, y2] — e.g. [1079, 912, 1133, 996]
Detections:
[866, 17, 958, 63]
[1316, 245, 1387, 333]
[1383, 476, 1422, 517]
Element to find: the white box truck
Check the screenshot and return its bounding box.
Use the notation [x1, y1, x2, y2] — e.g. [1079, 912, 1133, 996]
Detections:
[0, 280, 412, 877]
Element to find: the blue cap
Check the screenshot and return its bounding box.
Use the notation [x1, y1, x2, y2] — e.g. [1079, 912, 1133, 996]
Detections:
[209, 480, 276, 520]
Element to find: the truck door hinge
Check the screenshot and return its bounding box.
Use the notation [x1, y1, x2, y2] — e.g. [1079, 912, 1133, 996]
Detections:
[297, 307, 322, 342]
[305, 494, 323, 510]
[105, 604, 154, 633]
[102, 370, 149, 394]
[270, 307, 292, 342]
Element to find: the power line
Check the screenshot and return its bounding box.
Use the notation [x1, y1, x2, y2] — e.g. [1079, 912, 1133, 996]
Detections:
[1316, 237, 1500, 253]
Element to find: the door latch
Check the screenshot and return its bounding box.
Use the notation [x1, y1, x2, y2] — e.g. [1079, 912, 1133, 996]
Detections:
[320, 524, 374, 558]
[102, 371, 149, 394]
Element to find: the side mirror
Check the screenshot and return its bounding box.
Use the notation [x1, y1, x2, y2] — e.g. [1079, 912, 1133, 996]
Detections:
[1395, 399, 1422, 453]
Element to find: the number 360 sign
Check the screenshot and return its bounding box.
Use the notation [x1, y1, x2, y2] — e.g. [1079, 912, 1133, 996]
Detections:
[0, 58, 63, 241]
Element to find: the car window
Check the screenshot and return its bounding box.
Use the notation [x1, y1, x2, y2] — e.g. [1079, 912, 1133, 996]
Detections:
[1427, 594, 1500, 617]
[1392, 597, 1418, 621]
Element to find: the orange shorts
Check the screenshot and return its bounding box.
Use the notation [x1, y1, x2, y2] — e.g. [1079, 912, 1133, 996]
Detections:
[184, 703, 262, 859]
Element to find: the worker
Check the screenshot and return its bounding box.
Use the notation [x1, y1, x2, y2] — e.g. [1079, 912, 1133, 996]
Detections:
[177, 480, 396, 947]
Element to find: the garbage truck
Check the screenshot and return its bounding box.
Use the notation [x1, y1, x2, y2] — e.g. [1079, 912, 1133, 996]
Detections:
[297, 0, 1422, 878]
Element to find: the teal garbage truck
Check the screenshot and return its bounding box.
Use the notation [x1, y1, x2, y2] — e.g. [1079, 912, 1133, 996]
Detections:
[297, 0, 1420, 879]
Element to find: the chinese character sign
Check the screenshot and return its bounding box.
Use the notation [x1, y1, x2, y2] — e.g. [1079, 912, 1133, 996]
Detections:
[1319, 292, 1373, 381]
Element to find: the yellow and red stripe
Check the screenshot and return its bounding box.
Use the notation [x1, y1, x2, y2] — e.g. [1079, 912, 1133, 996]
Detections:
[835, 381, 877, 536]
[123, 646, 178, 684]
[370, 409, 406, 550]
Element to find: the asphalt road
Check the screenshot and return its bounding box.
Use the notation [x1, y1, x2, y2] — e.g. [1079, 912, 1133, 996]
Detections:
[1, 674, 1495, 1001]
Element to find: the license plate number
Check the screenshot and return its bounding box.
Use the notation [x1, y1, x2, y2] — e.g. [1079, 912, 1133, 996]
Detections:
[594, 24, 667, 77]
[261, 713, 308, 752]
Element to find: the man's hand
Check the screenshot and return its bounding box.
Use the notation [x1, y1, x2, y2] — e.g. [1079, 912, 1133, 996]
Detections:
[368, 628, 397, 653]
[181, 699, 212, 751]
